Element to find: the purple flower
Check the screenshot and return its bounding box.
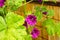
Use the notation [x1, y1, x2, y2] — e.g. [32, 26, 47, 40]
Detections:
[43, 12, 47, 15]
[0, 0, 5, 7]
[38, 0, 42, 3]
[31, 28, 39, 38]
[23, 21, 28, 28]
[26, 15, 37, 26]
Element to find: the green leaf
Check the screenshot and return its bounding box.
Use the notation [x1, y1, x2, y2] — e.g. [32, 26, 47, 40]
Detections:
[56, 22, 60, 36]
[40, 6, 47, 12]
[0, 16, 6, 31]
[25, 11, 32, 15]
[42, 18, 55, 35]
[6, 26, 32, 40]
[0, 7, 4, 17]
[7, 28, 26, 40]
[25, 35, 32, 40]
[16, 26, 27, 35]
[35, 6, 47, 12]
[0, 30, 6, 40]
[42, 18, 54, 26]
[35, 11, 43, 21]
[0, 25, 32, 40]
[0, 11, 32, 40]
[34, 6, 48, 21]
[47, 10, 54, 17]
[0, 6, 7, 17]
[7, 0, 24, 11]
[35, 6, 40, 11]
[5, 12, 25, 28]
[46, 25, 55, 36]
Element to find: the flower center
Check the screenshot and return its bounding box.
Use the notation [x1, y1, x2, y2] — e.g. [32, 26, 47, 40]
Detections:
[31, 18, 34, 21]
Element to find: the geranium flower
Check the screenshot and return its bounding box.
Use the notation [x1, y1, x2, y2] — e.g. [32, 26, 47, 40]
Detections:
[0, 0, 5, 7]
[38, 0, 42, 3]
[43, 12, 47, 15]
[26, 15, 37, 26]
[31, 28, 39, 38]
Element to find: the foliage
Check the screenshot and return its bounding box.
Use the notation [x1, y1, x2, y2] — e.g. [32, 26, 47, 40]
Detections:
[0, 11, 32, 40]
[7, 0, 24, 11]
[5, 12, 25, 28]
[42, 18, 55, 35]
[47, 10, 54, 17]
[0, 0, 58, 39]
[34, 6, 54, 21]
[34, 6, 60, 36]
[56, 22, 60, 36]
[34, 6, 43, 21]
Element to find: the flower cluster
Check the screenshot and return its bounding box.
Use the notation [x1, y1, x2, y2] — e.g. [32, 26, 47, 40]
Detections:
[23, 14, 39, 38]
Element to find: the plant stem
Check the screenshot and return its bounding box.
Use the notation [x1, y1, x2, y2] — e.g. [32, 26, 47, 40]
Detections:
[41, 0, 44, 8]
[23, 0, 26, 17]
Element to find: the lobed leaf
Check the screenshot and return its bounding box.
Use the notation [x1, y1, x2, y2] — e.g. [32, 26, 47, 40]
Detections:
[42, 18, 56, 35]
[5, 12, 25, 28]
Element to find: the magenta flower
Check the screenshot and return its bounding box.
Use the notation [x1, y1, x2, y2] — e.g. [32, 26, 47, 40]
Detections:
[43, 12, 47, 15]
[26, 15, 37, 26]
[38, 0, 42, 3]
[31, 28, 39, 38]
[0, 0, 5, 7]
[23, 21, 28, 28]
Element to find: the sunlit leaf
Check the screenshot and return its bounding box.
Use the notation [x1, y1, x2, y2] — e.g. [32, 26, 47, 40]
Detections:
[7, 0, 24, 11]
[25, 11, 32, 15]
[47, 10, 54, 17]
[0, 16, 6, 31]
[5, 12, 25, 28]
[42, 18, 54, 26]
[42, 18, 55, 35]
[0, 30, 6, 40]
[0, 11, 32, 40]
[56, 22, 60, 36]
[25, 35, 32, 40]
[35, 6, 40, 11]
[46, 25, 55, 35]
[35, 11, 43, 21]
[40, 6, 47, 12]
